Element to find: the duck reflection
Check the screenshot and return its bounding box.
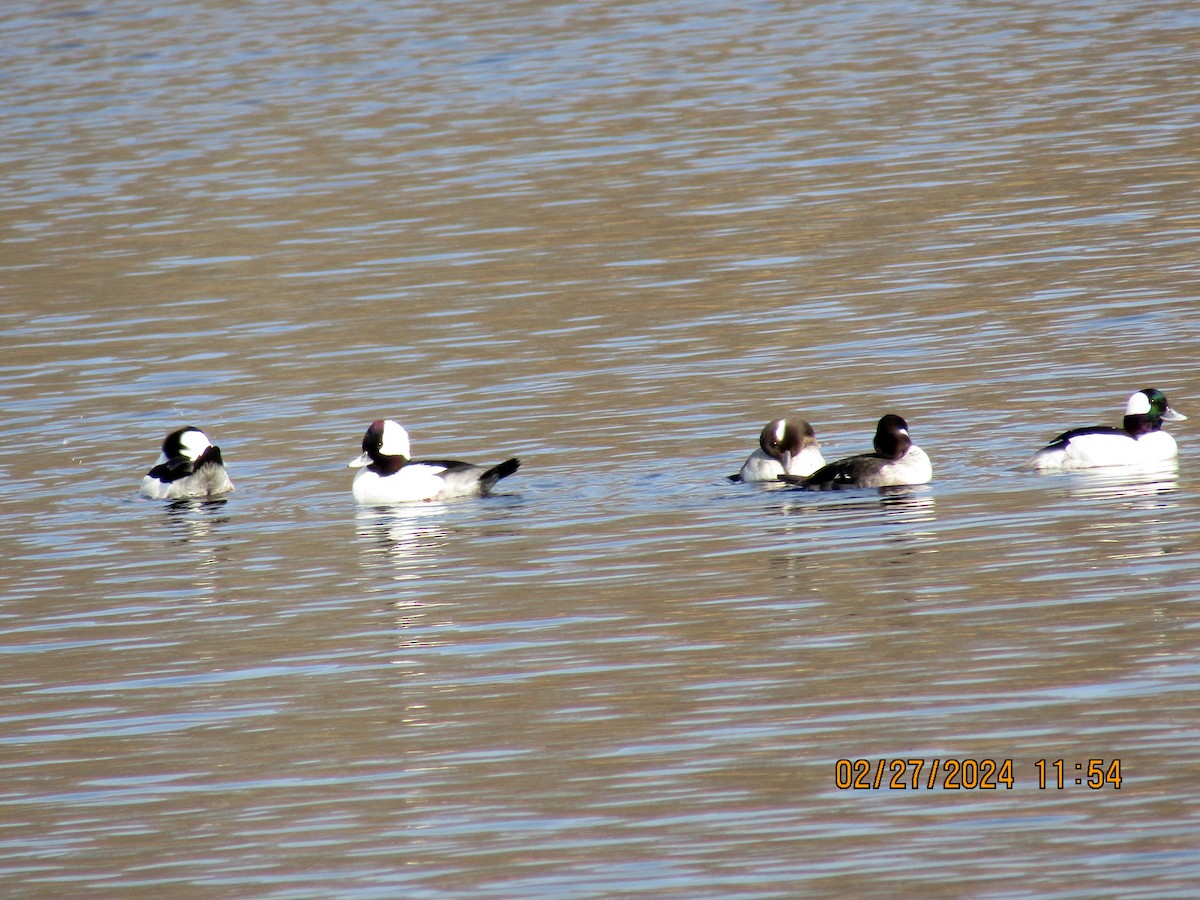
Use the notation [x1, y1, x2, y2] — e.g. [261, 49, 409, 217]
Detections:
[1057, 463, 1178, 507]
[777, 483, 937, 527]
[353, 504, 450, 583]
[1055, 464, 1182, 567]
[162, 496, 232, 540]
[158, 498, 234, 599]
[879, 484, 937, 521]
[352, 506, 454, 729]
[764, 485, 939, 603]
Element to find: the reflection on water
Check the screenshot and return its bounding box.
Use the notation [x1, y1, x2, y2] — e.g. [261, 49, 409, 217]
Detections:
[755, 485, 941, 607]
[354, 506, 453, 675]
[1047, 465, 1185, 572]
[776, 485, 938, 550]
[153, 498, 235, 601]
[777, 484, 937, 519]
[1048, 463, 1179, 505]
[354, 503, 450, 581]
[161, 497, 232, 535]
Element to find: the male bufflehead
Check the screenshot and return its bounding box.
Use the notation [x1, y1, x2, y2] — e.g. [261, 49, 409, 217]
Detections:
[1030, 388, 1186, 470]
[140, 426, 234, 499]
[780, 414, 933, 489]
[347, 419, 520, 504]
[730, 417, 825, 483]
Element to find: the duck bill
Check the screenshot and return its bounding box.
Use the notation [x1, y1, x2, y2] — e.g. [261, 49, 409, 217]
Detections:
[1163, 406, 1187, 421]
[347, 452, 372, 469]
[781, 450, 793, 473]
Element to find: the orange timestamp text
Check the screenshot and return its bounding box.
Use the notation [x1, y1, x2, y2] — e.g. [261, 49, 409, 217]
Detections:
[834, 758, 1122, 790]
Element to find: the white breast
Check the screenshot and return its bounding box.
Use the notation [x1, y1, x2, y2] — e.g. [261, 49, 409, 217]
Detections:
[1032, 433, 1147, 470]
[1135, 430, 1178, 464]
[888, 445, 933, 486]
[738, 445, 826, 483]
[352, 464, 447, 504]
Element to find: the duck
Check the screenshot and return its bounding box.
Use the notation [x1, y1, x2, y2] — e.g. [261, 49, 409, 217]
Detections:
[348, 419, 520, 504]
[1030, 388, 1186, 470]
[729, 417, 825, 483]
[140, 426, 234, 499]
[780, 414, 932, 489]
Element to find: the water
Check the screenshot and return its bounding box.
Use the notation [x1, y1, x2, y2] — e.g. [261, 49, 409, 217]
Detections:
[3, 0, 1200, 895]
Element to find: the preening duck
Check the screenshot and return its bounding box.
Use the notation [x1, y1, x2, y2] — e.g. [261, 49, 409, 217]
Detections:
[730, 417, 825, 483]
[140, 426, 234, 500]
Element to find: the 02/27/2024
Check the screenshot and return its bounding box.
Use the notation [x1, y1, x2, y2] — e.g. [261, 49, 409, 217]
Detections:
[834, 758, 1122, 790]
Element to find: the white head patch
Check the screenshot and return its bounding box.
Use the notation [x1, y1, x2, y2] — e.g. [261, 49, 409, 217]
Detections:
[179, 428, 213, 461]
[379, 420, 412, 457]
[1125, 391, 1151, 415]
[774, 419, 787, 442]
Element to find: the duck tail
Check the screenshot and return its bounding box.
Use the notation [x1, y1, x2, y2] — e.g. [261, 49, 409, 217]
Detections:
[480, 458, 521, 493]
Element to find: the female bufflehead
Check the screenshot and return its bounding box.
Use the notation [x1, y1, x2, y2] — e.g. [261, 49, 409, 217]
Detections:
[140, 426, 234, 499]
[730, 417, 825, 483]
[1030, 388, 1187, 470]
[348, 419, 520, 504]
[780, 414, 933, 489]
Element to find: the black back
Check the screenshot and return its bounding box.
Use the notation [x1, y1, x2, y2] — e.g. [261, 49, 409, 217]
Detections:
[782, 414, 912, 490]
[147, 442, 224, 484]
[1043, 425, 1127, 449]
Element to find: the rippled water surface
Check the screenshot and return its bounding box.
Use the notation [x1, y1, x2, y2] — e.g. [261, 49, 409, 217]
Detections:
[4, 0, 1200, 895]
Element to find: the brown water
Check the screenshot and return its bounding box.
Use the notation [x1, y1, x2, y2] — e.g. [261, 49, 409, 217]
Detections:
[4, 0, 1200, 895]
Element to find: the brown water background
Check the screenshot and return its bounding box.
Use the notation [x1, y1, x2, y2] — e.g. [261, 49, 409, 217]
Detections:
[4, 0, 1200, 895]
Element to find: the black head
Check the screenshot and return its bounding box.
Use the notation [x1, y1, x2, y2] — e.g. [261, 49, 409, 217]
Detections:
[1140, 388, 1187, 425]
[361, 419, 385, 460]
[1142, 388, 1169, 420]
[873, 414, 912, 460]
[1125, 388, 1187, 436]
[355, 419, 411, 474]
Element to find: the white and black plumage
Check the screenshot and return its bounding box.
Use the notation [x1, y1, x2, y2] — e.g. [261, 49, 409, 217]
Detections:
[348, 419, 520, 504]
[140, 426, 235, 500]
[1030, 388, 1186, 471]
[730, 417, 826, 483]
[780, 414, 932, 490]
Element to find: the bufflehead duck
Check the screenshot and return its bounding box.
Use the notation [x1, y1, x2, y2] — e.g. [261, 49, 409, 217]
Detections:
[140, 426, 234, 499]
[729, 417, 825, 483]
[780, 414, 933, 489]
[1030, 388, 1186, 470]
[348, 419, 520, 504]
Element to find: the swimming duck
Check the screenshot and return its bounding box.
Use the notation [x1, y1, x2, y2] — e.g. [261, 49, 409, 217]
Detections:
[780, 414, 932, 489]
[730, 417, 826, 483]
[1030, 388, 1186, 470]
[348, 419, 520, 504]
[140, 426, 234, 499]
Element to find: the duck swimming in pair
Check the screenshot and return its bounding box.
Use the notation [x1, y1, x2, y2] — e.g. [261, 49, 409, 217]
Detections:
[730, 417, 826, 483]
[140, 426, 234, 499]
[780, 414, 933, 489]
[1030, 388, 1186, 470]
[348, 419, 520, 504]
